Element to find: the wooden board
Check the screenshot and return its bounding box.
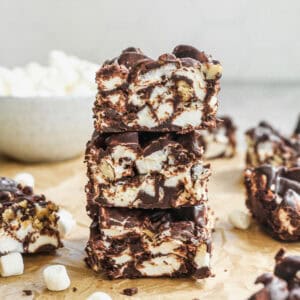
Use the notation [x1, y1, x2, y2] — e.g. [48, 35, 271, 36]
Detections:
[0, 154, 299, 300]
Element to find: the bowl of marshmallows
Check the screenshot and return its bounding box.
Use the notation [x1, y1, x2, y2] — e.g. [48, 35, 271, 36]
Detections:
[0, 51, 98, 162]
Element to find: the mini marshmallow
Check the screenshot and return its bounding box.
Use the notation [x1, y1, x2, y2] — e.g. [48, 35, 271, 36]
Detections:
[43, 265, 70, 291]
[0, 252, 24, 277]
[228, 210, 251, 230]
[14, 172, 35, 188]
[86, 291, 112, 300]
[0, 51, 98, 97]
[57, 209, 76, 238]
[0, 234, 24, 254]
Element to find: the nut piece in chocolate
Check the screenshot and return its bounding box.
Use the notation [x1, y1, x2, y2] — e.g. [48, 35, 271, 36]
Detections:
[249, 249, 300, 300]
[85, 131, 210, 211]
[244, 165, 300, 241]
[0, 177, 63, 254]
[245, 117, 300, 168]
[85, 204, 213, 279]
[94, 45, 222, 133]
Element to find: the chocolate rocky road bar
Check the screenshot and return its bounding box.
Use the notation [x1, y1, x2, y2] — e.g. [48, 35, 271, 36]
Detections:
[245, 116, 300, 168]
[85, 204, 213, 280]
[93, 45, 222, 133]
[249, 249, 300, 300]
[244, 165, 300, 241]
[0, 177, 62, 254]
[85, 130, 210, 211]
[199, 115, 237, 159]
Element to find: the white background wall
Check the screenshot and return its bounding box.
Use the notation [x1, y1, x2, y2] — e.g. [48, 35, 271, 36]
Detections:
[1, 0, 300, 83]
[1, 0, 299, 144]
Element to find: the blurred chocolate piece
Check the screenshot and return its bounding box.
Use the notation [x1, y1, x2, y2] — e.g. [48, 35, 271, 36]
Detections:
[198, 116, 237, 159]
[85, 204, 213, 279]
[244, 165, 300, 241]
[122, 287, 138, 296]
[294, 116, 300, 135]
[94, 45, 222, 133]
[245, 118, 300, 168]
[0, 177, 62, 254]
[249, 249, 300, 300]
[85, 131, 210, 212]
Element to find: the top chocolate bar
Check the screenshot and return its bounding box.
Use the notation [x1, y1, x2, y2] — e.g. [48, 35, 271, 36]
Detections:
[94, 45, 222, 133]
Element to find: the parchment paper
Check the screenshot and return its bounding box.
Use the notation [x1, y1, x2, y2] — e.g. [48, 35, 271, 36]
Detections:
[0, 154, 299, 300]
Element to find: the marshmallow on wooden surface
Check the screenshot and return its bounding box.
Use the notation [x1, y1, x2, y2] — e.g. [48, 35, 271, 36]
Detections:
[0, 252, 24, 277]
[228, 210, 251, 230]
[43, 265, 70, 291]
[57, 209, 76, 238]
[14, 173, 35, 188]
[86, 292, 112, 300]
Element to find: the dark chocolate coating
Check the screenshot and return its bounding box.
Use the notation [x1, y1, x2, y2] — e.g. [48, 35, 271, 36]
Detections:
[96, 205, 209, 227]
[172, 45, 210, 63]
[249, 250, 300, 300]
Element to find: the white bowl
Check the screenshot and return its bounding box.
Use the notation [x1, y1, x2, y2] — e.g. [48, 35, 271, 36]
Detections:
[0, 96, 94, 162]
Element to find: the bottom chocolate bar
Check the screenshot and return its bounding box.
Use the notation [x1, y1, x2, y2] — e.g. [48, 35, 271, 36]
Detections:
[85, 204, 213, 279]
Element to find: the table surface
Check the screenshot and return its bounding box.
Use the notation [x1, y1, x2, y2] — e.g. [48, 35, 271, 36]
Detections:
[0, 153, 299, 300]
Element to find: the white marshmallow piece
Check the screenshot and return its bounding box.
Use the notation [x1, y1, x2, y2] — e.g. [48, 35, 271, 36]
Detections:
[0, 252, 24, 277]
[0, 51, 98, 97]
[43, 265, 70, 291]
[0, 234, 24, 254]
[86, 291, 112, 300]
[228, 210, 251, 230]
[57, 209, 76, 238]
[14, 172, 35, 188]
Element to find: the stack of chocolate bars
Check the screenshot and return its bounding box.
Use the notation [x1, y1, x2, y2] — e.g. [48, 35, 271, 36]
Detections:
[84, 45, 222, 279]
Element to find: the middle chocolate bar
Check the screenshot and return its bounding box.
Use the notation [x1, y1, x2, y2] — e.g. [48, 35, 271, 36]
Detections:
[85, 130, 211, 211]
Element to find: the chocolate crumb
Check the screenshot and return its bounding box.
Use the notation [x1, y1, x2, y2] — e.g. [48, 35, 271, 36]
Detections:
[122, 287, 138, 296]
[224, 269, 228, 272]
[72, 287, 77, 292]
[23, 290, 33, 296]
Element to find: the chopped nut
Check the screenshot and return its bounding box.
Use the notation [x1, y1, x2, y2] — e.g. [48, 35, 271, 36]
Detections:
[18, 200, 28, 208]
[176, 80, 193, 101]
[3, 208, 14, 222]
[203, 63, 222, 80]
[99, 160, 115, 181]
